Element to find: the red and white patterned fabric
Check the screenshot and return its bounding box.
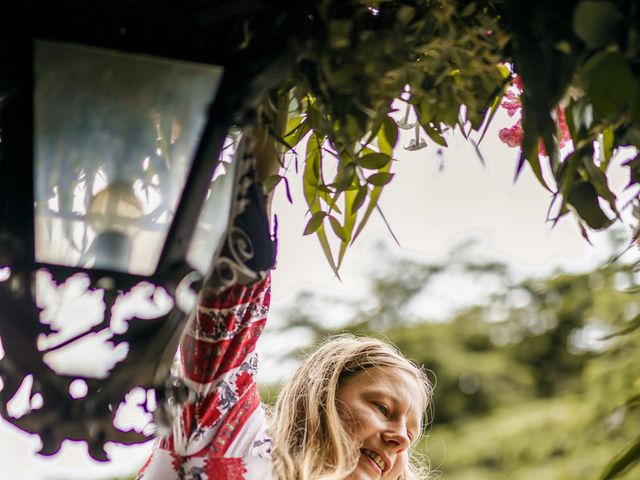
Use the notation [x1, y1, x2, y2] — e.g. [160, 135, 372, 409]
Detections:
[137, 275, 275, 480]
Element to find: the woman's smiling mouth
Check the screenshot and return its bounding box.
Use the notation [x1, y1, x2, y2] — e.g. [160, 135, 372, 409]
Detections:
[361, 448, 386, 472]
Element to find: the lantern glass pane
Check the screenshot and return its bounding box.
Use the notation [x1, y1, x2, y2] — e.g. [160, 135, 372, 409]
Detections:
[33, 40, 223, 275]
[186, 137, 239, 275]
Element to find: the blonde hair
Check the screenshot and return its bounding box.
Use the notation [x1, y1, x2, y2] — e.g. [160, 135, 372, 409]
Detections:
[270, 334, 433, 480]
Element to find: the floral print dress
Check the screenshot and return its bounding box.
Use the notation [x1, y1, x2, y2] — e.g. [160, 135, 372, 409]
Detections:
[136, 274, 275, 480]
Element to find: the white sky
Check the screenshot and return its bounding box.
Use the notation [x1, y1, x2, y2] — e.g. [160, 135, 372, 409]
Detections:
[0, 108, 635, 479]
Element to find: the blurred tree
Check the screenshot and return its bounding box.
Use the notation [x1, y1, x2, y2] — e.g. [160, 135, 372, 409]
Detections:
[272, 238, 640, 478]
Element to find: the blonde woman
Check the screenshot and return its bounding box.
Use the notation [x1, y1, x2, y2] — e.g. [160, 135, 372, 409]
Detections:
[137, 130, 433, 480]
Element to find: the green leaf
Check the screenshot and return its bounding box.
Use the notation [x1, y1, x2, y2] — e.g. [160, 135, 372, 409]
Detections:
[423, 123, 448, 147]
[352, 161, 392, 242]
[599, 435, 640, 480]
[333, 162, 357, 191]
[351, 185, 367, 214]
[336, 187, 359, 268]
[366, 172, 395, 186]
[601, 126, 615, 169]
[557, 150, 580, 206]
[304, 211, 327, 235]
[303, 134, 323, 208]
[581, 153, 618, 215]
[356, 153, 392, 169]
[302, 134, 339, 276]
[516, 142, 551, 192]
[263, 174, 282, 193]
[567, 180, 613, 230]
[321, 190, 343, 214]
[382, 116, 399, 151]
[316, 223, 340, 278]
[573, 1, 622, 49]
[283, 116, 311, 152]
[477, 93, 503, 145]
[582, 52, 638, 121]
[329, 215, 348, 242]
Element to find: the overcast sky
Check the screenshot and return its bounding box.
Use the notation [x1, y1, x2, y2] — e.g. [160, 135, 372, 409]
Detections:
[1, 109, 635, 479]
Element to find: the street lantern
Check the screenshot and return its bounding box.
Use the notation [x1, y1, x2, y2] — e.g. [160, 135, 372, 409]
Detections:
[0, 3, 293, 461]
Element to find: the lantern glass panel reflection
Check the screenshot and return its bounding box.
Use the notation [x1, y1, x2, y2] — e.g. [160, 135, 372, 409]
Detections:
[34, 40, 223, 275]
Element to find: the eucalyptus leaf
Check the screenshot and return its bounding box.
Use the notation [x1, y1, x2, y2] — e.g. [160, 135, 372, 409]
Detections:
[304, 211, 327, 235]
[303, 133, 323, 208]
[283, 116, 311, 151]
[366, 172, 395, 186]
[357, 153, 392, 169]
[352, 161, 392, 243]
[351, 185, 368, 214]
[338, 187, 359, 268]
[316, 224, 340, 278]
[329, 215, 348, 242]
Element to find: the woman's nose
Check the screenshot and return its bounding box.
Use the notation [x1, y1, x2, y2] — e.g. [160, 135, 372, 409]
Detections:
[381, 424, 411, 451]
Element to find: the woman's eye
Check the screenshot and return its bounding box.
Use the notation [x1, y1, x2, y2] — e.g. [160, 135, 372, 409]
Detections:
[374, 403, 389, 416]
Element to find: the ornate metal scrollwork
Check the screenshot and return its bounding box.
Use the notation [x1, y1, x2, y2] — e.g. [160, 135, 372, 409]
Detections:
[0, 132, 272, 461]
[206, 135, 275, 292]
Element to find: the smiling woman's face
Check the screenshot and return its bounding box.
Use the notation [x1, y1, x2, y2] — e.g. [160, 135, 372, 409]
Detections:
[335, 366, 423, 480]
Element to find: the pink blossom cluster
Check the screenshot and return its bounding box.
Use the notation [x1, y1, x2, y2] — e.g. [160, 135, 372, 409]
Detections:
[498, 75, 571, 155]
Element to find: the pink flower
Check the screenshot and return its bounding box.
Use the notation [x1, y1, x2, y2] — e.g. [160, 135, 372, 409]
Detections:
[501, 98, 521, 117]
[556, 107, 571, 148]
[500, 80, 524, 118]
[513, 75, 523, 91]
[498, 124, 524, 147]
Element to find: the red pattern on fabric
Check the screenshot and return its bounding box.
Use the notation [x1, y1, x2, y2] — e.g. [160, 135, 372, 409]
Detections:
[192, 385, 261, 458]
[204, 457, 247, 480]
[170, 450, 182, 472]
[182, 320, 266, 385]
[159, 435, 175, 451]
[199, 278, 271, 310]
[138, 274, 271, 479]
[189, 364, 258, 431]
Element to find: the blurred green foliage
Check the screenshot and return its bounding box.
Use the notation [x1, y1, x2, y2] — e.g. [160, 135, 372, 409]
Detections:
[269, 240, 640, 479]
[107, 239, 640, 480]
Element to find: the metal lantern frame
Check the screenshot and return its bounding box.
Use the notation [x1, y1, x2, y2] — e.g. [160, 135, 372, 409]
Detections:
[0, 2, 295, 460]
